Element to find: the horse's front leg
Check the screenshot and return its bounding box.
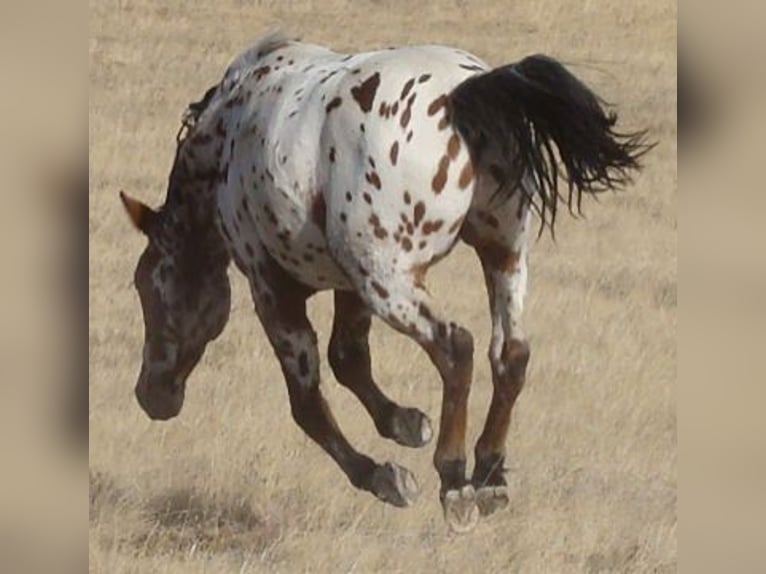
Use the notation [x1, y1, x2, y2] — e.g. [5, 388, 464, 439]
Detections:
[244, 244, 419, 508]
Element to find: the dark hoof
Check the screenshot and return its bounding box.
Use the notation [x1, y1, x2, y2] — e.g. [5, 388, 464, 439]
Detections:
[370, 462, 419, 507]
[441, 485, 479, 533]
[389, 407, 432, 448]
[475, 485, 509, 517]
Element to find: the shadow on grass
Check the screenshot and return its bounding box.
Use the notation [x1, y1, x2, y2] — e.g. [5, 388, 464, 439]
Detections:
[133, 486, 282, 557]
[90, 470, 282, 558]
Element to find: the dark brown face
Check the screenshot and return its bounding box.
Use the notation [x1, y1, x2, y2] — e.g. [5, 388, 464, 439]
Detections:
[123, 193, 230, 420]
[132, 242, 196, 419]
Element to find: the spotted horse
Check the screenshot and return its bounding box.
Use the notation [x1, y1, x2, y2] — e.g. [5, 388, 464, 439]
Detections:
[120, 32, 651, 532]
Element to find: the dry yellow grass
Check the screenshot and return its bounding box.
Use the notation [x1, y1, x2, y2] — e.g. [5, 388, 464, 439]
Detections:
[89, 1, 676, 572]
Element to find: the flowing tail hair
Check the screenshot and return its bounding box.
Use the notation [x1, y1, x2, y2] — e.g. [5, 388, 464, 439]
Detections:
[449, 54, 655, 235]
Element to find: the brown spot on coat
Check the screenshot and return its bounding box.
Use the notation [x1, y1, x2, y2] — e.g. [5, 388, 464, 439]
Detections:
[389, 141, 399, 165]
[461, 224, 521, 272]
[478, 211, 500, 228]
[329, 147, 336, 162]
[371, 281, 389, 299]
[254, 65, 271, 80]
[448, 216, 465, 234]
[366, 171, 382, 190]
[418, 302, 434, 321]
[320, 69, 339, 84]
[458, 160, 474, 189]
[447, 134, 461, 160]
[418, 74, 431, 83]
[403, 191, 411, 205]
[427, 94, 448, 116]
[276, 229, 291, 248]
[401, 237, 413, 251]
[413, 201, 426, 227]
[483, 244, 520, 272]
[263, 205, 278, 226]
[422, 220, 444, 235]
[311, 194, 327, 232]
[400, 78, 415, 101]
[431, 156, 450, 193]
[369, 214, 388, 239]
[351, 72, 381, 112]
[400, 107, 412, 129]
[399, 93, 417, 130]
[325, 97, 342, 113]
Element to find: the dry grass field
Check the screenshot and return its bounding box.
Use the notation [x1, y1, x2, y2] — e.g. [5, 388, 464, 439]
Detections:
[89, 1, 676, 572]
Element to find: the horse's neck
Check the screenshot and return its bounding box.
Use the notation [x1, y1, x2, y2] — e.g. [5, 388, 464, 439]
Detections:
[162, 133, 229, 272]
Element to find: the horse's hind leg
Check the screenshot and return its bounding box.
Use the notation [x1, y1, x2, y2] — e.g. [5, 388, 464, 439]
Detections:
[462, 205, 531, 517]
[349, 274, 478, 532]
[244, 245, 419, 507]
[329, 290, 432, 448]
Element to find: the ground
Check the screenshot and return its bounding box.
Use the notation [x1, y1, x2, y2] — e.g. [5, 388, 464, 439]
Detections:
[89, 1, 676, 572]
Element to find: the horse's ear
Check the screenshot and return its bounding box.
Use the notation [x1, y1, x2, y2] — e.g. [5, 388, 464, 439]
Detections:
[120, 191, 158, 235]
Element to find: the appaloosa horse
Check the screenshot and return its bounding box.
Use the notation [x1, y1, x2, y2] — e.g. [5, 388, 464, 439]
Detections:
[120, 32, 650, 531]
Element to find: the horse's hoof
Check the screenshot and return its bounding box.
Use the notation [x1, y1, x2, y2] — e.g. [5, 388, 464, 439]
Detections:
[441, 484, 479, 533]
[390, 407, 432, 448]
[475, 485, 509, 517]
[370, 462, 419, 507]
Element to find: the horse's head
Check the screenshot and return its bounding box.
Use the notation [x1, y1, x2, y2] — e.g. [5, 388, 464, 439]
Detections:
[120, 191, 230, 420]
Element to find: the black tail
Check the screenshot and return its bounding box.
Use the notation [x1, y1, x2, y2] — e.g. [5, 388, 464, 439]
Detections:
[449, 54, 654, 235]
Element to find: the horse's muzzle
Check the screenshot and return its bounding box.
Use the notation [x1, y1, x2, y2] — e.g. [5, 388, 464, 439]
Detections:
[134, 373, 185, 420]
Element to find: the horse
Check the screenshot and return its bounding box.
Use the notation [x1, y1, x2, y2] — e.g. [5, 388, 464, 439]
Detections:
[120, 31, 651, 532]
